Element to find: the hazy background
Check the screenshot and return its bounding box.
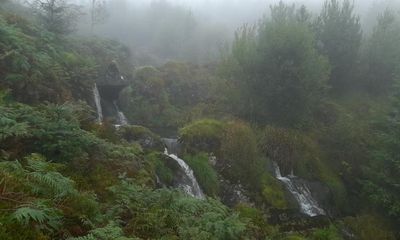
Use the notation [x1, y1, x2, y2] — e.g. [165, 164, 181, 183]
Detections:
[74, 0, 400, 65]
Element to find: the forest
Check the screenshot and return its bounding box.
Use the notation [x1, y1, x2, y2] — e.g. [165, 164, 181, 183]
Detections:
[0, 0, 400, 239]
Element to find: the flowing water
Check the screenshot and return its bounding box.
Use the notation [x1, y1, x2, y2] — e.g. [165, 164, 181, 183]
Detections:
[163, 144, 205, 199]
[93, 84, 103, 123]
[273, 162, 325, 217]
[164, 148, 205, 199]
[113, 101, 128, 126]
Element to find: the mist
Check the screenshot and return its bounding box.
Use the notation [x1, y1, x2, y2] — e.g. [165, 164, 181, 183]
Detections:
[73, 0, 400, 65]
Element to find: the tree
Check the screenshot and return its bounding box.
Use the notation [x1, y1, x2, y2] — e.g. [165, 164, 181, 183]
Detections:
[223, 2, 330, 126]
[90, 0, 108, 31]
[361, 9, 400, 95]
[31, 0, 82, 34]
[315, 0, 362, 93]
[361, 69, 400, 224]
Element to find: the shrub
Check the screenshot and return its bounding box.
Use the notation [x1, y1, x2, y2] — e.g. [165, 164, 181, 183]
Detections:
[108, 179, 247, 240]
[235, 204, 278, 239]
[220, 121, 262, 187]
[343, 215, 396, 240]
[0, 154, 101, 239]
[311, 225, 341, 240]
[260, 125, 347, 211]
[179, 119, 225, 154]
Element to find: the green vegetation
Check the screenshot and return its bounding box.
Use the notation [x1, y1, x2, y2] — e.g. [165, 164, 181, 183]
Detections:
[343, 215, 396, 240]
[179, 119, 226, 154]
[2, 0, 400, 239]
[260, 173, 288, 209]
[147, 152, 174, 186]
[220, 2, 329, 126]
[184, 153, 219, 197]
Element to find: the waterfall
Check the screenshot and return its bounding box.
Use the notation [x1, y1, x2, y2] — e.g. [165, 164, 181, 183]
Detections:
[273, 162, 325, 217]
[164, 147, 205, 199]
[93, 84, 103, 123]
[162, 138, 180, 155]
[113, 101, 128, 126]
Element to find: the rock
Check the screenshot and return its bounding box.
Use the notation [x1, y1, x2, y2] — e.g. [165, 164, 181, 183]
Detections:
[219, 177, 252, 207]
[118, 125, 164, 151]
[268, 209, 331, 232]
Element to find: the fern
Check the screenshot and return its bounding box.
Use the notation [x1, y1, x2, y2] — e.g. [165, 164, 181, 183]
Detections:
[24, 154, 78, 199]
[0, 106, 30, 140]
[68, 222, 139, 240]
[12, 200, 62, 231]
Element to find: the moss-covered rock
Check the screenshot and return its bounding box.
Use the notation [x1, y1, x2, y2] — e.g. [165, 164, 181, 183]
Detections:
[118, 125, 164, 151]
[260, 173, 290, 210]
[179, 119, 225, 154]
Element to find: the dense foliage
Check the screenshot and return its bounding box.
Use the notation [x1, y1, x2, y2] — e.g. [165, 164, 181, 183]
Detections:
[1, 0, 400, 239]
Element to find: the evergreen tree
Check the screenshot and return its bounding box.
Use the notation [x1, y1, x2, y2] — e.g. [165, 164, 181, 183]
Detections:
[224, 2, 330, 126]
[362, 9, 400, 94]
[315, 0, 362, 93]
[31, 0, 82, 34]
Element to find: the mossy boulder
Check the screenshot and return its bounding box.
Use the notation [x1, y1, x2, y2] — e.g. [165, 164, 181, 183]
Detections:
[179, 119, 225, 154]
[118, 125, 163, 151]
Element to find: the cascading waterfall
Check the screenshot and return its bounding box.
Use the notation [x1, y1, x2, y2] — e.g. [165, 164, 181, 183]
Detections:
[273, 162, 325, 217]
[163, 147, 205, 199]
[113, 101, 128, 126]
[93, 84, 103, 123]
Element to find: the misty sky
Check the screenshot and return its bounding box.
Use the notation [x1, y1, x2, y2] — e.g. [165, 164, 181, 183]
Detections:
[86, 0, 399, 29]
[73, 0, 400, 64]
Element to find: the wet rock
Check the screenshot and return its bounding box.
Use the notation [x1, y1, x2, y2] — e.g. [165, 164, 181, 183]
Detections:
[268, 209, 331, 232]
[219, 177, 252, 207]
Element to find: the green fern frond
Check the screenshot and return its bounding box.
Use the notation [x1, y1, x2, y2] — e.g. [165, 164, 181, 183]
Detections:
[67, 222, 140, 240]
[12, 200, 62, 231]
[25, 156, 77, 198]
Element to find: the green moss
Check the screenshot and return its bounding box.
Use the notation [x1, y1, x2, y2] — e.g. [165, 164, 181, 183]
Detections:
[179, 119, 225, 154]
[184, 153, 219, 196]
[118, 125, 161, 143]
[260, 173, 288, 209]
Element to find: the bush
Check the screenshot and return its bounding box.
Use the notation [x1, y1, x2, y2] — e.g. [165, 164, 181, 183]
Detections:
[0, 154, 101, 239]
[343, 215, 396, 240]
[108, 179, 247, 240]
[179, 119, 225, 154]
[235, 204, 278, 239]
[220, 121, 262, 186]
[260, 125, 347, 211]
[311, 225, 341, 240]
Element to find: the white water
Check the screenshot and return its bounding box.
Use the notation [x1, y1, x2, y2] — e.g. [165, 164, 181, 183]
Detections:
[273, 162, 325, 217]
[113, 101, 128, 126]
[164, 148, 205, 199]
[93, 84, 103, 123]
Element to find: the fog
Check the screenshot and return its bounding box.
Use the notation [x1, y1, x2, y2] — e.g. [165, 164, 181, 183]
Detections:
[74, 0, 400, 65]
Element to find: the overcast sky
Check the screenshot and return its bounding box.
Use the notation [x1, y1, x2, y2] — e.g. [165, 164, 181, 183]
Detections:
[73, 0, 399, 28]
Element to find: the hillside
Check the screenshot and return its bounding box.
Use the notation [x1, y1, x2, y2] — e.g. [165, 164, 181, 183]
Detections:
[1, 1, 400, 240]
